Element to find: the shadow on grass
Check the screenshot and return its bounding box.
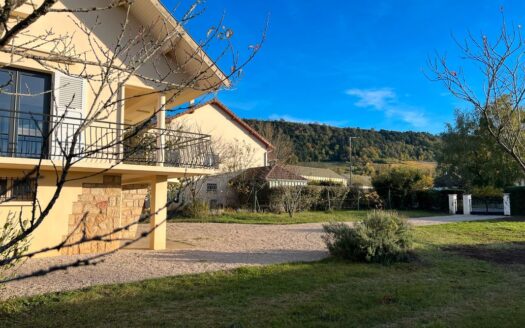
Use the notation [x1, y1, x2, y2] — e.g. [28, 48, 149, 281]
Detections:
[143, 249, 328, 264]
[479, 216, 525, 223]
[2, 246, 525, 328]
[443, 242, 525, 265]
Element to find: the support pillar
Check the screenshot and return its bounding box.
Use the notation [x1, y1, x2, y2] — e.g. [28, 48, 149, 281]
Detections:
[448, 194, 457, 214]
[149, 175, 168, 250]
[462, 194, 472, 215]
[156, 94, 166, 166]
[503, 193, 511, 216]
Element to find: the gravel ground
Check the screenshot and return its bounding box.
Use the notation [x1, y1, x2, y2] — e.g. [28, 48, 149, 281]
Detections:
[0, 214, 502, 299]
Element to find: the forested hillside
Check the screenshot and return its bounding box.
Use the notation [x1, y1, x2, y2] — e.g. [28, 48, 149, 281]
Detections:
[245, 119, 440, 163]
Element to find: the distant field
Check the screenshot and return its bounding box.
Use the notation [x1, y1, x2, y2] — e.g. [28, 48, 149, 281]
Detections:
[372, 160, 437, 174]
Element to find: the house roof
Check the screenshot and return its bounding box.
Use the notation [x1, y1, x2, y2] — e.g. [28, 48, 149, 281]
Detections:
[285, 165, 347, 180]
[242, 165, 307, 182]
[166, 99, 274, 149]
[128, 0, 229, 88]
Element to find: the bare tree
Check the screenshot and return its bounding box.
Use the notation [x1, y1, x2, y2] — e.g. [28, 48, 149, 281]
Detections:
[430, 11, 525, 173]
[281, 185, 304, 218]
[0, 0, 265, 283]
[256, 123, 296, 164]
[170, 137, 258, 213]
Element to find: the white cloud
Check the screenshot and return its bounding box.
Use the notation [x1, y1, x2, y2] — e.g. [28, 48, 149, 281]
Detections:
[345, 87, 429, 128]
[345, 88, 396, 110]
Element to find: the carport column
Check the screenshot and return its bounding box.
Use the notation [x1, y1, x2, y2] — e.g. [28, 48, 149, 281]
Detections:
[156, 94, 166, 166]
[462, 194, 472, 215]
[448, 194, 457, 214]
[149, 175, 168, 250]
[503, 193, 511, 216]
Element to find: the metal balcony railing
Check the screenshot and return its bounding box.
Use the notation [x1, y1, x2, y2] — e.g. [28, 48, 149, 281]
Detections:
[0, 109, 218, 169]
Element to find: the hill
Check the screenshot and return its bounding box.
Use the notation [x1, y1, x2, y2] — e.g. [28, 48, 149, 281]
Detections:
[244, 119, 441, 165]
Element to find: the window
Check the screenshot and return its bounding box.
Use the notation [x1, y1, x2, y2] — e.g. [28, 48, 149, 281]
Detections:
[0, 177, 35, 201]
[206, 183, 218, 193]
[0, 68, 52, 159]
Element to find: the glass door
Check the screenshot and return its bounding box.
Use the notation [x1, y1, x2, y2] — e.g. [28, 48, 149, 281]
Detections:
[0, 68, 51, 159]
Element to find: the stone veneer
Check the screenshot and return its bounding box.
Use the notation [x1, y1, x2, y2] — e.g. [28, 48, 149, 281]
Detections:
[62, 175, 122, 255]
[62, 176, 150, 255]
[121, 184, 149, 240]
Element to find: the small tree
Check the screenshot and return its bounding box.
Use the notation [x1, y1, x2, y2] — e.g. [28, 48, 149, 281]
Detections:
[281, 186, 304, 218]
[431, 12, 525, 174]
[436, 109, 523, 189]
[372, 168, 433, 209]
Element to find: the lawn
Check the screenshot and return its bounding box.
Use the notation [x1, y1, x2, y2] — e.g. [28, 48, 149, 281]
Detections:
[2, 218, 525, 327]
[170, 209, 444, 224]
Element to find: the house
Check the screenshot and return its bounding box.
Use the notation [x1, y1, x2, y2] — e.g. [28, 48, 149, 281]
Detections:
[0, 1, 228, 257]
[167, 100, 274, 208]
[285, 165, 348, 186]
[198, 164, 306, 209]
[242, 165, 308, 188]
[167, 99, 273, 170]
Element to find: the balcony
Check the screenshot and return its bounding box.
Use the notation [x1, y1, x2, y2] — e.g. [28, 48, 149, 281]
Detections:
[0, 110, 218, 169]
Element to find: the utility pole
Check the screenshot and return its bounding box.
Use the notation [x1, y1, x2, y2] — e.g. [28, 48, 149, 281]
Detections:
[348, 136, 359, 187]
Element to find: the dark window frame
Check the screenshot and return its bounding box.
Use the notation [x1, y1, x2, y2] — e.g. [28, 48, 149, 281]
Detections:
[206, 183, 218, 193]
[0, 67, 52, 159]
[0, 177, 36, 202]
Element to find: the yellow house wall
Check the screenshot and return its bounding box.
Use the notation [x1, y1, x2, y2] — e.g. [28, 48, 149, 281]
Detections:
[0, 0, 201, 134]
[0, 170, 107, 257]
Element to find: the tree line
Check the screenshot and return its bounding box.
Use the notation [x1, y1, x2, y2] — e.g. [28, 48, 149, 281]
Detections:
[245, 119, 441, 163]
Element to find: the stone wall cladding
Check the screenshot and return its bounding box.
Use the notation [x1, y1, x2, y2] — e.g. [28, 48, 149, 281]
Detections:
[62, 175, 122, 255]
[121, 184, 149, 240]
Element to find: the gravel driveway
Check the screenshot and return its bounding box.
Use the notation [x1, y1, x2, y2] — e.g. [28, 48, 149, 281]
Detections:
[0, 214, 501, 299]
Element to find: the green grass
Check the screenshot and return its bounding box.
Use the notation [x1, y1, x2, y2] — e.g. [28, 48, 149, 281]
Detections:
[2, 218, 525, 327]
[170, 209, 444, 224]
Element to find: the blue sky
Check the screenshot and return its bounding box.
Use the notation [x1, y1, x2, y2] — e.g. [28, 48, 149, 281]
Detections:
[164, 0, 525, 134]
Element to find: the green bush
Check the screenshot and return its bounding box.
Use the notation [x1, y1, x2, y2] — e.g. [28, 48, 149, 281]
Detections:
[414, 189, 464, 212]
[322, 210, 413, 264]
[372, 168, 433, 209]
[180, 200, 209, 218]
[504, 186, 525, 215]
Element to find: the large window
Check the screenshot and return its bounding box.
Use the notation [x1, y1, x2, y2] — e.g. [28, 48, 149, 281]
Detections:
[0, 68, 52, 158]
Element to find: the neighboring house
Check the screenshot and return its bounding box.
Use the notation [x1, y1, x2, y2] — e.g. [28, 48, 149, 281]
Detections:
[192, 165, 308, 209]
[0, 1, 228, 256]
[286, 165, 348, 186]
[239, 165, 308, 189]
[167, 99, 273, 170]
[167, 100, 274, 208]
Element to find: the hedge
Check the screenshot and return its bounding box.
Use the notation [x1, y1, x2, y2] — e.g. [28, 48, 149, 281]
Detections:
[504, 186, 525, 216]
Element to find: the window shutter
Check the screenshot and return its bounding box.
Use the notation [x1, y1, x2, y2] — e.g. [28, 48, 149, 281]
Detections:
[51, 72, 86, 160]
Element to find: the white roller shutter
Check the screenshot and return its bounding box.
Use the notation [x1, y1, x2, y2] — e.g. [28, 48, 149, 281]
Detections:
[51, 72, 86, 160]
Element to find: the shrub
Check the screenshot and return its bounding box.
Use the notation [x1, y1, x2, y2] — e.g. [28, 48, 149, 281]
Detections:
[322, 210, 413, 264]
[414, 189, 464, 212]
[504, 186, 525, 215]
[180, 200, 209, 218]
[345, 189, 384, 210]
[372, 168, 433, 209]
